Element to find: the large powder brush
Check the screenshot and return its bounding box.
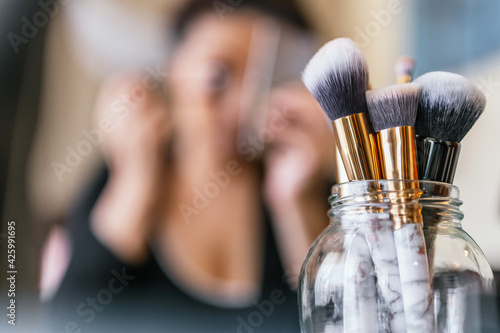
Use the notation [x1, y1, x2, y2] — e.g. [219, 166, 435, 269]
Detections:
[414, 71, 486, 183]
[303, 37, 381, 331]
[302, 38, 380, 180]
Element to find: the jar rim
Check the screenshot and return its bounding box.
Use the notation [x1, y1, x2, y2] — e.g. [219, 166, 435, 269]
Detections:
[330, 180, 460, 204]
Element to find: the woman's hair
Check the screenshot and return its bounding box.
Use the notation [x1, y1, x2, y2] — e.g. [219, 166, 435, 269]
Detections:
[173, 0, 311, 41]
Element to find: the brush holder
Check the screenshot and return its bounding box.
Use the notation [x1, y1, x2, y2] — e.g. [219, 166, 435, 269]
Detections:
[299, 180, 495, 333]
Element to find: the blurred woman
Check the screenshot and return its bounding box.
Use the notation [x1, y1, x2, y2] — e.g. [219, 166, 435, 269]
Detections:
[46, 1, 335, 332]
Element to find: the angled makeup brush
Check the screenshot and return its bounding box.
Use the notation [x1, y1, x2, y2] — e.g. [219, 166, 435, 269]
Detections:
[367, 83, 437, 333]
[413, 71, 486, 183]
[302, 38, 381, 181]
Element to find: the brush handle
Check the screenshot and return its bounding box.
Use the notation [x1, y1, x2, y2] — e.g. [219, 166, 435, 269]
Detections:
[416, 136, 461, 184]
[434, 271, 482, 332]
[314, 252, 344, 330]
[362, 222, 407, 332]
[343, 232, 379, 333]
[394, 223, 437, 333]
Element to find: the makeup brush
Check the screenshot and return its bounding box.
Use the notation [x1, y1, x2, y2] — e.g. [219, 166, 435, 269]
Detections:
[302, 38, 381, 181]
[366, 83, 437, 333]
[395, 56, 415, 84]
[303, 38, 380, 332]
[413, 71, 486, 330]
[367, 84, 420, 180]
[413, 71, 486, 183]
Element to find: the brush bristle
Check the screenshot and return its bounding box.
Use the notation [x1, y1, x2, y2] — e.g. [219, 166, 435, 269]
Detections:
[302, 38, 369, 121]
[366, 83, 420, 132]
[414, 71, 486, 142]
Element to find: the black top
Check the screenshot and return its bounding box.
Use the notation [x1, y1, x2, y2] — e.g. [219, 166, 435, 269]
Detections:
[45, 168, 300, 333]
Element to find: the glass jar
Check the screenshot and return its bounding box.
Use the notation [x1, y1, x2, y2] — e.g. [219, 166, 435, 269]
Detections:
[299, 180, 495, 333]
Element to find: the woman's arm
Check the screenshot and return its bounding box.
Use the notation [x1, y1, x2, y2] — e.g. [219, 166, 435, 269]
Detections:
[90, 74, 171, 264]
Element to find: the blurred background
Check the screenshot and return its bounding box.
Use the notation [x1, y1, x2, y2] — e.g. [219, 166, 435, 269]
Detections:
[1, 0, 500, 332]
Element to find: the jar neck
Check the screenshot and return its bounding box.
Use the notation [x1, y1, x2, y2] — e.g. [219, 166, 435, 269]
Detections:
[329, 180, 464, 227]
[420, 198, 463, 227]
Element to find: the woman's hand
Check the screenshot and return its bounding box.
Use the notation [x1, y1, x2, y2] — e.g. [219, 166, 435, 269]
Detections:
[91, 74, 171, 263]
[94, 74, 171, 174]
[263, 82, 335, 288]
[264, 82, 334, 205]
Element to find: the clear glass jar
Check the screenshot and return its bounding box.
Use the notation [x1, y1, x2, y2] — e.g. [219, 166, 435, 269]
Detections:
[299, 180, 495, 333]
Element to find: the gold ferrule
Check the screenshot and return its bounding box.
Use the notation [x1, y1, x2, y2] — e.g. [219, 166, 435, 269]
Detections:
[376, 126, 421, 230]
[391, 204, 423, 230]
[332, 113, 381, 181]
[376, 126, 418, 181]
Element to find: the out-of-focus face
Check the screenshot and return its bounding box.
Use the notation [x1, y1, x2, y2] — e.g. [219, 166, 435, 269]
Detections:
[167, 11, 261, 157]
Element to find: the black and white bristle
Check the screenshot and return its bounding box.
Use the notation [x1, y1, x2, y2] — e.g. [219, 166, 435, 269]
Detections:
[414, 71, 486, 143]
[302, 38, 370, 122]
[366, 83, 421, 132]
